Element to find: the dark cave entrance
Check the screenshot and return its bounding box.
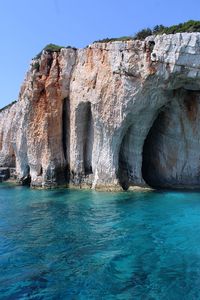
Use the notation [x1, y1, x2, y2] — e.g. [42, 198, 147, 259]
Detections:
[22, 165, 31, 186]
[118, 124, 134, 190]
[10, 148, 16, 168]
[0, 133, 3, 151]
[62, 97, 71, 182]
[142, 89, 200, 189]
[141, 109, 166, 188]
[5, 146, 16, 168]
[76, 102, 94, 176]
[62, 97, 70, 162]
[82, 102, 94, 175]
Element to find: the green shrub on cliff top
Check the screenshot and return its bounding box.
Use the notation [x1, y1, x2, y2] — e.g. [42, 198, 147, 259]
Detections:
[34, 44, 64, 59]
[94, 36, 133, 43]
[95, 20, 200, 42]
[134, 20, 200, 39]
[134, 28, 152, 40]
[154, 20, 200, 34]
[34, 43, 77, 59]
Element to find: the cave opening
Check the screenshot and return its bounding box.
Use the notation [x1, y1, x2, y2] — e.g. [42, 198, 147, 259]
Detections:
[142, 89, 200, 189]
[39, 166, 43, 176]
[62, 97, 71, 183]
[11, 154, 16, 168]
[72, 101, 94, 179]
[7, 146, 16, 168]
[0, 133, 3, 151]
[10, 147, 16, 168]
[141, 109, 165, 188]
[62, 97, 70, 162]
[22, 165, 31, 186]
[83, 102, 94, 175]
[118, 124, 133, 190]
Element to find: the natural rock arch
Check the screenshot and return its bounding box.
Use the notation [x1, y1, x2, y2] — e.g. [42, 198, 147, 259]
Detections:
[116, 103, 168, 190]
[3, 145, 16, 168]
[10, 150, 16, 168]
[21, 164, 31, 186]
[71, 101, 94, 184]
[62, 97, 70, 162]
[62, 97, 70, 182]
[142, 88, 200, 188]
[0, 132, 3, 152]
[80, 102, 94, 175]
[118, 124, 135, 190]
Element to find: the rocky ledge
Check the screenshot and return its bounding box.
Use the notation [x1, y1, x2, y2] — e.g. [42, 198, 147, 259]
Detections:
[1, 33, 200, 190]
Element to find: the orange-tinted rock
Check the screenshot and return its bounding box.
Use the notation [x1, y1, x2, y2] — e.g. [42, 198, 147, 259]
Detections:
[1, 33, 200, 190]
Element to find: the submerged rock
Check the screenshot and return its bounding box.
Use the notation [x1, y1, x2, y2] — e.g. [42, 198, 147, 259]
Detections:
[1, 33, 200, 190]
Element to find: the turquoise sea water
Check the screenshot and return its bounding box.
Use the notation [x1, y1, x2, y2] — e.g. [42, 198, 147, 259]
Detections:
[1, 184, 200, 299]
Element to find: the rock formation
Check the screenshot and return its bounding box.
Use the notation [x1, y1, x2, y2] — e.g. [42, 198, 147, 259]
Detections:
[1, 33, 200, 190]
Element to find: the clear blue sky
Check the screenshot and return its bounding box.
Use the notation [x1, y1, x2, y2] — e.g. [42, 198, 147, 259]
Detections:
[0, 0, 200, 108]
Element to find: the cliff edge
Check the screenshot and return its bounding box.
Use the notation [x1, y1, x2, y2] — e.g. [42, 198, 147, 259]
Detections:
[1, 33, 200, 190]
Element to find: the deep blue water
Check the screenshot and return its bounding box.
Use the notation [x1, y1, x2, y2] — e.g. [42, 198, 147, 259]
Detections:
[1, 184, 200, 299]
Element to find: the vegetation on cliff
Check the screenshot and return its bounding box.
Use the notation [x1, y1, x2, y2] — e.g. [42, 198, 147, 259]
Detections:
[33, 21, 200, 54]
[94, 20, 200, 42]
[134, 20, 200, 40]
[34, 43, 77, 59]
[94, 36, 134, 43]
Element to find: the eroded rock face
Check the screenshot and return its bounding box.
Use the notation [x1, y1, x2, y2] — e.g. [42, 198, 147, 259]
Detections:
[1, 33, 200, 190]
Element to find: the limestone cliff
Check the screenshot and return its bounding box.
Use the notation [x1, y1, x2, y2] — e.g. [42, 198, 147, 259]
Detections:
[1, 33, 200, 190]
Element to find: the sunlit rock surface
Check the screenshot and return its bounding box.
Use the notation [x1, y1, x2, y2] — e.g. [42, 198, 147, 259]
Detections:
[1, 33, 200, 190]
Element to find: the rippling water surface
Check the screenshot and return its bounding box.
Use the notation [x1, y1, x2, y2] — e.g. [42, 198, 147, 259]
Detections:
[1, 183, 200, 299]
